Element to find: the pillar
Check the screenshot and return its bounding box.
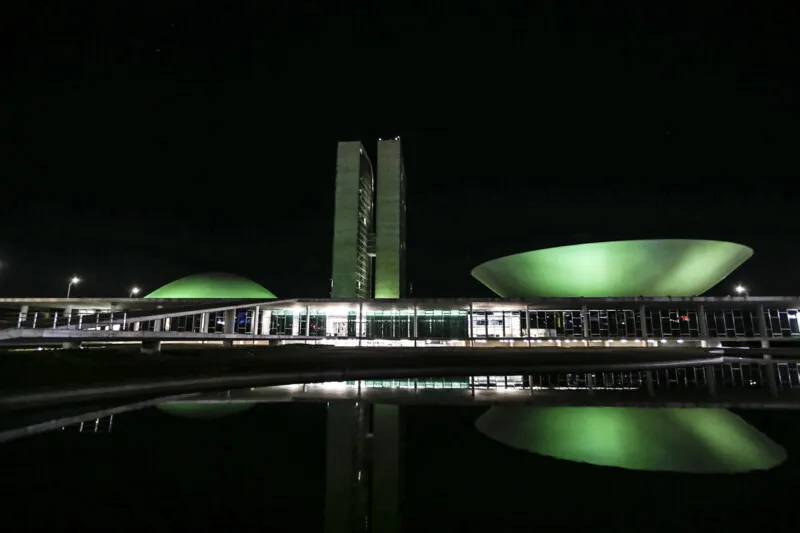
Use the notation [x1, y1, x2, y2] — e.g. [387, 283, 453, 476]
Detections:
[413, 304, 418, 347]
[525, 305, 531, 347]
[581, 304, 590, 339]
[305, 305, 311, 337]
[20, 305, 29, 323]
[763, 354, 779, 397]
[224, 309, 235, 334]
[704, 365, 717, 396]
[64, 306, 73, 328]
[153, 318, 162, 332]
[133, 321, 141, 332]
[756, 304, 770, 348]
[253, 306, 261, 335]
[639, 304, 648, 340]
[698, 304, 708, 348]
[199, 313, 209, 333]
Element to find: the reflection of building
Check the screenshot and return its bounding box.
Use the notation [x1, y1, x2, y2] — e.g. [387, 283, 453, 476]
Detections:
[324, 402, 405, 533]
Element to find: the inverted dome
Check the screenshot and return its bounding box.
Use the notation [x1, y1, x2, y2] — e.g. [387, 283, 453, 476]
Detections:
[145, 273, 276, 299]
[471, 239, 753, 298]
[476, 407, 786, 474]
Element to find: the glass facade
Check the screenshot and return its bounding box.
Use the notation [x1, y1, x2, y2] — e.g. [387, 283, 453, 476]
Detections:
[13, 300, 800, 345]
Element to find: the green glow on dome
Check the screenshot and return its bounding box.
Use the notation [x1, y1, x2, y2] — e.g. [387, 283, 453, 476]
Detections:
[144, 273, 276, 299]
[471, 239, 753, 298]
[157, 402, 256, 419]
[476, 406, 786, 473]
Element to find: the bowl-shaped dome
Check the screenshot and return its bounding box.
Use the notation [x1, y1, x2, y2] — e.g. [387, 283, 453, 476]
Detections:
[145, 273, 276, 299]
[471, 239, 753, 297]
[476, 406, 786, 473]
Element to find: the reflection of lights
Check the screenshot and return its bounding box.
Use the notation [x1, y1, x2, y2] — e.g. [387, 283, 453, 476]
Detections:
[677, 339, 684, 344]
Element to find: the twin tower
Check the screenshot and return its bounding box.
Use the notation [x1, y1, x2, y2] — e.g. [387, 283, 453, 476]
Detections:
[331, 138, 407, 299]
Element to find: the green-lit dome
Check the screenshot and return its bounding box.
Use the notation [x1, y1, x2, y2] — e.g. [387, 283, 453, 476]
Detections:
[145, 273, 277, 299]
[476, 406, 786, 473]
[471, 239, 753, 298]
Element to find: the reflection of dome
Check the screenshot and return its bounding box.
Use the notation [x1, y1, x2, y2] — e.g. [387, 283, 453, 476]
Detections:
[471, 239, 753, 298]
[157, 402, 256, 419]
[476, 406, 786, 473]
[145, 273, 276, 299]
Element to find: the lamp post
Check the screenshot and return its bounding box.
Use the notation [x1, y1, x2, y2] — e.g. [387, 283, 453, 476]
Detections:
[735, 285, 749, 298]
[129, 287, 140, 298]
[66, 276, 80, 298]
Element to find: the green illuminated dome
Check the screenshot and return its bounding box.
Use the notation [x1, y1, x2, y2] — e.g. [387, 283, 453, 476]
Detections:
[157, 402, 256, 419]
[476, 407, 786, 473]
[471, 239, 753, 298]
[145, 273, 276, 299]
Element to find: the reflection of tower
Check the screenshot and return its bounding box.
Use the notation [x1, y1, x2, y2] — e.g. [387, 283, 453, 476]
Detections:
[328, 140, 407, 531]
[375, 138, 406, 299]
[331, 141, 375, 299]
[324, 402, 405, 533]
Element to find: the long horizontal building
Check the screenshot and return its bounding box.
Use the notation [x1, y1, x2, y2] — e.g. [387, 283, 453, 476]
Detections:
[3, 295, 799, 346]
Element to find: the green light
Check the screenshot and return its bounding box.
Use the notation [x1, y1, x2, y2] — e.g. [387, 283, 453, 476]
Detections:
[157, 402, 256, 419]
[476, 407, 786, 473]
[145, 273, 277, 299]
[471, 239, 753, 297]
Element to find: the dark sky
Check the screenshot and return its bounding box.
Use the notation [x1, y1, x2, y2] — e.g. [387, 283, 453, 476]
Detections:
[2, 4, 797, 298]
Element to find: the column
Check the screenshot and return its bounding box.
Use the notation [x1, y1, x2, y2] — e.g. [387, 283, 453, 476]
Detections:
[153, 318, 162, 332]
[645, 370, 655, 397]
[224, 309, 235, 334]
[20, 305, 29, 324]
[526, 305, 531, 347]
[704, 365, 717, 396]
[412, 304, 418, 347]
[358, 301, 364, 346]
[581, 304, 590, 339]
[133, 321, 141, 332]
[64, 306, 73, 328]
[756, 304, 770, 348]
[199, 313, 209, 334]
[698, 304, 708, 348]
[468, 303, 474, 346]
[305, 305, 311, 337]
[253, 307, 261, 335]
[756, 304, 778, 396]
[639, 304, 648, 341]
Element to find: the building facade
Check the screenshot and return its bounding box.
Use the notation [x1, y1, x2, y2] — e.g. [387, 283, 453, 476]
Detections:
[331, 141, 375, 299]
[375, 138, 407, 299]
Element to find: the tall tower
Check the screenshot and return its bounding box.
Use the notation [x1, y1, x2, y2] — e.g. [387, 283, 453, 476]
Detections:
[331, 141, 375, 299]
[374, 138, 407, 299]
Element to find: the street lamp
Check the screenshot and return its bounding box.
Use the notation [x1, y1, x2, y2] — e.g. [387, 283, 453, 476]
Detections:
[67, 276, 80, 298]
[129, 287, 140, 298]
[735, 285, 749, 297]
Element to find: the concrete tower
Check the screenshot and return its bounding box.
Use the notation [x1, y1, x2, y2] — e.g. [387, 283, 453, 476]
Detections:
[331, 141, 375, 299]
[374, 138, 407, 299]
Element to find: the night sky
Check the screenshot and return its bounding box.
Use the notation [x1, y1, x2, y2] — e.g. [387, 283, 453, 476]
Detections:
[2, 4, 797, 298]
